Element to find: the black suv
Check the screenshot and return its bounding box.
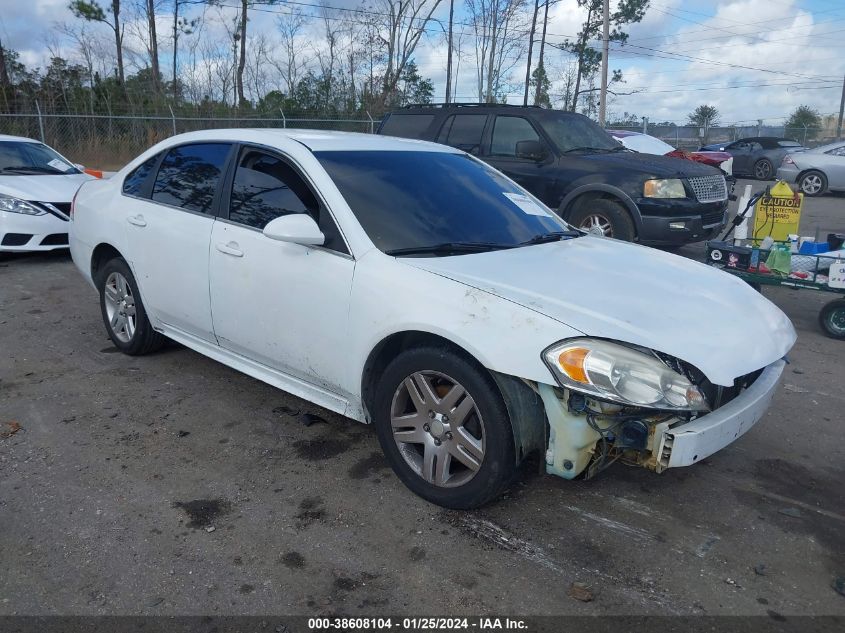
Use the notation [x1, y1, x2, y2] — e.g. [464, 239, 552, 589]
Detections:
[378, 104, 729, 245]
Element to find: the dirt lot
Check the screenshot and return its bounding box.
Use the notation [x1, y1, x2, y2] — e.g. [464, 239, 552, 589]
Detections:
[1, 180, 843, 617]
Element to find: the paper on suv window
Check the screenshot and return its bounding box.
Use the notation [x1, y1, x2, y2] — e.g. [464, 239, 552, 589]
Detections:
[503, 192, 551, 217]
[47, 159, 72, 172]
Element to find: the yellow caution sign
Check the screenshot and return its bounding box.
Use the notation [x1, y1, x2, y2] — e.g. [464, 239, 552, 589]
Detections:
[751, 180, 803, 243]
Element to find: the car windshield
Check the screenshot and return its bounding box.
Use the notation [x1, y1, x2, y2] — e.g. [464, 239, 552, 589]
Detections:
[539, 114, 619, 152]
[315, 151, 571, 256]
[0, 141, 79, 175]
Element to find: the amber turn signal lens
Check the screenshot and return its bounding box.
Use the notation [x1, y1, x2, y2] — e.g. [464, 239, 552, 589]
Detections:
[557, 347, 590, 383]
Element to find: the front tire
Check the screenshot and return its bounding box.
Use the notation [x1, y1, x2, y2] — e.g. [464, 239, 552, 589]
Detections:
[373, 347, 516, 509]
[754, 158, 773, 180]
[798, 170, 827, 197]
[98, 257, 165, 355]
[568, 199, 636, 242]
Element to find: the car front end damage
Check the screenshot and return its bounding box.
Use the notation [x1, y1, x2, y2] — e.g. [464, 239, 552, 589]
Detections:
[496, 344, 786, 481]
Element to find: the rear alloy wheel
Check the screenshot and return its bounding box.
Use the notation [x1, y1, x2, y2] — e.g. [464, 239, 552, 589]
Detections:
[568, 199, 635, 242]
[819, 299, 845, 339]
[754, 158, 773, 180]
[98, 257, 166, 355]
[373, 347, 516, 509]
[798, 170, 827, 197]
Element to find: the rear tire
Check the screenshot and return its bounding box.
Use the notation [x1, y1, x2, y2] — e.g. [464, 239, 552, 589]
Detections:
[753, 158, 773, 181]
[373, 346, 516, 509]
[568, 199, 636, 242]
[98, 257, 166, 355]
[819, 299, 845, 340]
[798, 170, 827, 197]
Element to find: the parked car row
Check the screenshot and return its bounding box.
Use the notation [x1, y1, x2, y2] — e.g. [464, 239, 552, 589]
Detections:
[63, 126, 796, 508]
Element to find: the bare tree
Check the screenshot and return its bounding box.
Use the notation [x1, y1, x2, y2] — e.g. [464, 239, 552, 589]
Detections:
[374, 0, 442, 106]
[69, 1, 126, 85]
[466, 0, 528, 103]
[272, 8, 310, 96]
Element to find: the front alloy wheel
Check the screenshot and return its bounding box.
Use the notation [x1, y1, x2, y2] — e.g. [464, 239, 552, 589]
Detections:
[754, 159, 773, 180]
[373, 346, 516, 509]
[390, 371, 485, 488]
[579, 213, 613, 237]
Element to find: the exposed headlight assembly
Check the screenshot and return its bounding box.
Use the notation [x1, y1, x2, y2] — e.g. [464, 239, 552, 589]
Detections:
[543, 339, 709, 411]
[0, 194, 45, 216]
[643, 178, 686, 198]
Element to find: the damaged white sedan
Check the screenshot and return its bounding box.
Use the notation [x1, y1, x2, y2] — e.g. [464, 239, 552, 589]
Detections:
[69, 130, 796, 509]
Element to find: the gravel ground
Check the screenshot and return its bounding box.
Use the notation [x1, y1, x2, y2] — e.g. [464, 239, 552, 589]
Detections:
[1, 180, 843, 617]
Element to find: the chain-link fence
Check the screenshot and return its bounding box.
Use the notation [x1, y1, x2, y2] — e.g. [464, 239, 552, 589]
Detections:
[609, 123, 833, 150]
[0, 112, 377, 169]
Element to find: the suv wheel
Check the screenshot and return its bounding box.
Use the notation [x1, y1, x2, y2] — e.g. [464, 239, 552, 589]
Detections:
[372, 347, 516, 509]
[569, 199, 635, 242]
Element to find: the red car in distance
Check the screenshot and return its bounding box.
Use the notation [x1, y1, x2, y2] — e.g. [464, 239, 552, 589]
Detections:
[609, 130, 734, 176]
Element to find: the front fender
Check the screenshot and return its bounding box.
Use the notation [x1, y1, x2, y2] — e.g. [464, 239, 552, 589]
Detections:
[558, 183, 644, 232]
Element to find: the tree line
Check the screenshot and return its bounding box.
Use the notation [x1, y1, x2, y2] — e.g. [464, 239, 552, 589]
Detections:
[0, 0, 651, 118]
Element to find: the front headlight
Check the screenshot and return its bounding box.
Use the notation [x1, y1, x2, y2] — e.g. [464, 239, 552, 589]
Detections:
[543, 339, 709, 411]
[643, 178, 686, 198]
[0, 194, 46, 216]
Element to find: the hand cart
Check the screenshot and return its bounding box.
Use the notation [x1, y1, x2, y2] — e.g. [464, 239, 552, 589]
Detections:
[705, 189, 845, 339]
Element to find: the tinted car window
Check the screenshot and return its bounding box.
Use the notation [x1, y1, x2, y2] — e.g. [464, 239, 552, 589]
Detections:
[316, 151, 566, 254]
[230, 150, 317, 228]
[123, 154, 160, 196]
[152, 143, 231, 214]
[437, 115, 487, 153]
[491, 116, 540, 156]
[229, 149, 348, 254]
[380, 114, 435, 139]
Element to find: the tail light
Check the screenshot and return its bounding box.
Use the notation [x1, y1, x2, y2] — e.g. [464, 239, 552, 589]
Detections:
[70, 188, 79, 219]
[782, 155, 795, 166]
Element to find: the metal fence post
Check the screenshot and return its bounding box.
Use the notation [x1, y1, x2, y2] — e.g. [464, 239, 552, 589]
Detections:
[279, 107, 286, 128]
[168, 105, 177, 135]
[802, 124, 808, 146]
[642, 116, 648, 135]
[35, 100, 45, 142]
[366, 111, 374, 134]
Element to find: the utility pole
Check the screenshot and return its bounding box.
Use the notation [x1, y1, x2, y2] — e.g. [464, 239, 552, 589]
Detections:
[598, 0, 610, 126]
[837, 74, 845, 140]
[523, 0, 540, 106]
[445, 0, 454, 104]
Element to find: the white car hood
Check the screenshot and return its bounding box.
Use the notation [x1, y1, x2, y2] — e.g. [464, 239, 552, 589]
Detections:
[405, 237, 796, 386]
[0, 173, 92, 202]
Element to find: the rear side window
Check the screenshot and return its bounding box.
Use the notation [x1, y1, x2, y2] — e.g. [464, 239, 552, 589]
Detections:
[152, 143, 231, 214]
[436, 115, 487, 154]
[122, 154, 159, 197]
[490, 116, 540, 157]
[380, 114, 435, 139]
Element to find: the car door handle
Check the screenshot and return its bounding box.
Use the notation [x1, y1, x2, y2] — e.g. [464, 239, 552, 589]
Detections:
[216, 241, 244, 257]
[127, 214, 146, 227]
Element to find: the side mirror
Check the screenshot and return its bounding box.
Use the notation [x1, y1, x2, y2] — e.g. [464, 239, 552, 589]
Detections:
[516, 139, 547, 161]
[263, 214, 325, 246]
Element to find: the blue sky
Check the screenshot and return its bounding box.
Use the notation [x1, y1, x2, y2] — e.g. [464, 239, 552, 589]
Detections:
[1, 0, 842, 125]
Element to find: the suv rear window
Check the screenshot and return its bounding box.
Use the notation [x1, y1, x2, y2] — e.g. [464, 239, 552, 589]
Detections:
[380, 114, 435, 139]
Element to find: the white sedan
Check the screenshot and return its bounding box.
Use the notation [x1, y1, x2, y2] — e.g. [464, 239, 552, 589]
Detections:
[0, 134, 94, 252]
[69, 130, 795, 508]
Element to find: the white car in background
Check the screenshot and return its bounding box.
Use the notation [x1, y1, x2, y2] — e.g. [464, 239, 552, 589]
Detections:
[609, 129, 734, 176]
[69, 129, 795, 508]
[0, 134, 93, 252]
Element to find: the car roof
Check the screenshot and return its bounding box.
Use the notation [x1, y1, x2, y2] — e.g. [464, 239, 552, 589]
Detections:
[389, 104, 583, 120]
[607, 130, 641, 137]
[0, 134, 41, 144]
[152, 128, 460, 154]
